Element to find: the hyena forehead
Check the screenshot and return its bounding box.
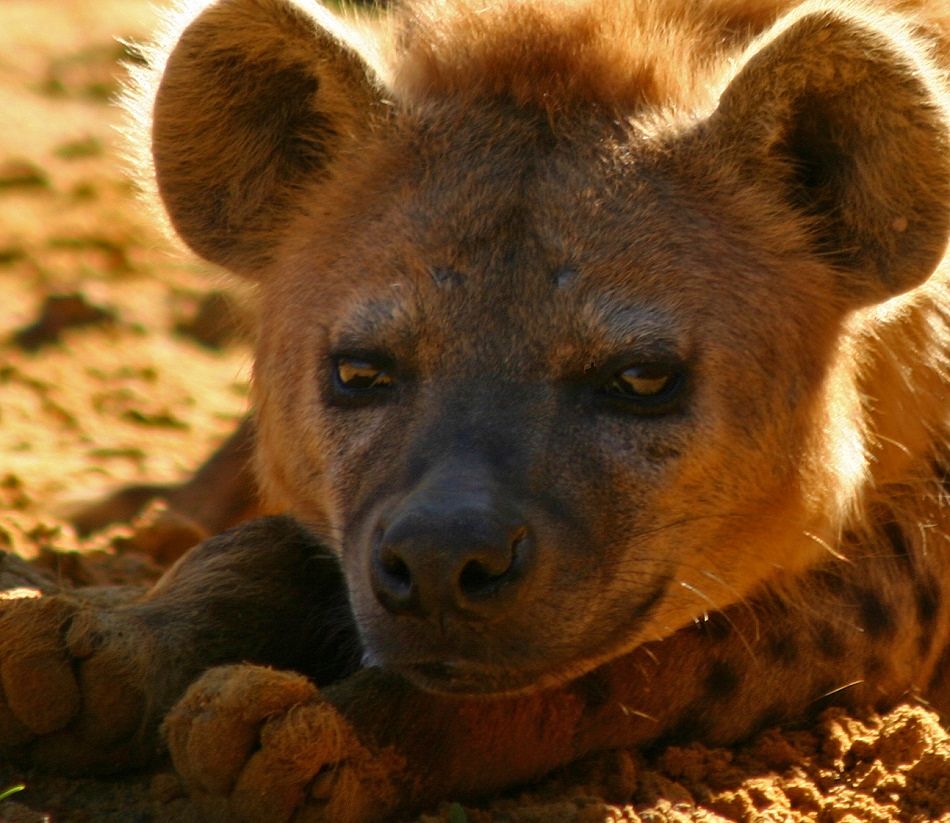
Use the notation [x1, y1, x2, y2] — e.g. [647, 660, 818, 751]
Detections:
[329, 283, 690, 369]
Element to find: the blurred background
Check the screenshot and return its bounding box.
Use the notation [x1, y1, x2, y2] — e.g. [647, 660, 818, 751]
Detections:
[0, 0, 253, 576]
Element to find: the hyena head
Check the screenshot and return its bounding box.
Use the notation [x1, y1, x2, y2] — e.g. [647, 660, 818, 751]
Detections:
[141, 0, 950, 693]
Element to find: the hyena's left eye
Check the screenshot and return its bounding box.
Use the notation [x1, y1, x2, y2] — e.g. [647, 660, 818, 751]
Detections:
[602, 363, 686, 413]
[330, 354, 395, 404]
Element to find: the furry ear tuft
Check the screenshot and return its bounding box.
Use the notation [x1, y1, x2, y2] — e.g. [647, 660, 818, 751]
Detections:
[710, 3, 950, 304]
[148, 0, 382, 276]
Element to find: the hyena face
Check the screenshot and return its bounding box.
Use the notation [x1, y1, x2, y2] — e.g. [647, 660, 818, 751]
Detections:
[146, 0, 950, 694]
[250, 107, 869, 694]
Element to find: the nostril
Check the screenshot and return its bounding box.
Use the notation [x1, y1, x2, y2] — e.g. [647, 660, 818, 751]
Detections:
[379, 547, 412, 591]
[373, 539, 418, 615]
[458, 557, 509, 596]
[457, 527, 526, 599]
[380, 552, 412, 589]
[374, 515, 532, 614]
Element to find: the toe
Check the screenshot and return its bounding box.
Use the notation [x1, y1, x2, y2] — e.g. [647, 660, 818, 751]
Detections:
[229, 701, 353, 822]
[166, 665, 317, 797]
[0, 598, 82, 736]
[0, 653, 79, 735]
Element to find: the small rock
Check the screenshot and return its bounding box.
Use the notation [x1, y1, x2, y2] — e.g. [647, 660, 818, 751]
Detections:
[0, 159, 49, 191]
[12, 293, 115, 351]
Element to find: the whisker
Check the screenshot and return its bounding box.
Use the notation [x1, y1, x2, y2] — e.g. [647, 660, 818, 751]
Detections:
[699, 569, 760, 638]
[618, 705, 658, 723]
[677, 582, 757, 659]
[803, 530, 850, 563]
[811, 680, 864, 704]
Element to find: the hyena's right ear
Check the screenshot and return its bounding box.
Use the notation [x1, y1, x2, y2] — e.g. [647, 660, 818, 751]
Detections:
[146, 0, 383, 276]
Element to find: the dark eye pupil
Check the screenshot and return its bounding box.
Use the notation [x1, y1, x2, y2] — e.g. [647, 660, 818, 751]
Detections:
[336, 358, 392, 390]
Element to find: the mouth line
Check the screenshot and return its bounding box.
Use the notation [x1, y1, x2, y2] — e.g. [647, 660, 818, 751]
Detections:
[395, 660, 552, 696]
[382, 576, 673, 696]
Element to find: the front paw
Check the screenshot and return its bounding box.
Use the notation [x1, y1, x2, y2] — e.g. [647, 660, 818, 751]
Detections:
[0, 592, 152, 773]
[165, 665, 404, 823]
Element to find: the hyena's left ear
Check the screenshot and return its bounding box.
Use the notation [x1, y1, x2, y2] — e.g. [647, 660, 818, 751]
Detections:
[148, 0, 383, 276]
[706, 3, 950, 304]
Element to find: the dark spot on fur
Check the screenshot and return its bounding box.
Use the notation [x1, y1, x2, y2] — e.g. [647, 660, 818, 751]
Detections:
[572, 671, 611, 711]
[810, 678, 840, 712]
[813, 569, 847, 596]
[856, 587, 896, 640]
[656, 702, 712, 747]
[881, 521, 910, 558]
[696, 611, 732, 642]
[430, 266, 463, 286]
[864, 654, 886, 680]
[766, 633, 799, 666]
[916, 576, 941, 627]
[815, 626, 845, 659]
[753, 701, 787, 732]
[927, 640, 950, 694]
[933, 459, 950, 492]
[840, 529, 860, 547]
[916, 576, 941, 657]
[629, 576, 672, 625]
[703, 660, 741, 702]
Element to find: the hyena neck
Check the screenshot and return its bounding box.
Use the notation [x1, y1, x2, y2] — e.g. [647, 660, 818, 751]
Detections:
[855, 275, 949, 492]
[827, 274, 950, 580]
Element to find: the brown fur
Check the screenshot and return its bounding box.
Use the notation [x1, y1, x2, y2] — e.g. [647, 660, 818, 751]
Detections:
[1, 0, 949, 820]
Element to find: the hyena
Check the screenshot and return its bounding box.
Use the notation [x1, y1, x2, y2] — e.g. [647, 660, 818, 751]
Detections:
[0, 0, 948, 820]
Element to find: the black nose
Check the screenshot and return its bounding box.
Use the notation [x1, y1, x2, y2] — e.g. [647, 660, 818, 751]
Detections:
[371, 503, 530, 619]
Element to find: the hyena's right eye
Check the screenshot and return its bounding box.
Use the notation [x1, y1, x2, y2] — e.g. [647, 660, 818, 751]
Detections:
[599, 362, 688, 415]
[330, 354, 395, 404]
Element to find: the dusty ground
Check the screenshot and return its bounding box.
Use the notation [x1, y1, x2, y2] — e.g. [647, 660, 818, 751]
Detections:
[1, 1, 949, 821]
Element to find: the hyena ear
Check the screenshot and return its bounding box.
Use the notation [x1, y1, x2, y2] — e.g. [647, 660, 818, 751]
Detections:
[149, 0, 382, 276]
[708, 4, 950, 304]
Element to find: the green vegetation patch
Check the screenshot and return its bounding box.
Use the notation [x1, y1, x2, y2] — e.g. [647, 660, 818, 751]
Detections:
[55, 136, 104, 160]
[0, 159, 50, 191]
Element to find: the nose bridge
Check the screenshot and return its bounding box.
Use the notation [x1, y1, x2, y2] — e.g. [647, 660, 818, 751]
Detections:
[413, 453, 499, 517]
[387, 451, 517, 564]
[406, 379, 540, 488]
[371, 404, 537, 618]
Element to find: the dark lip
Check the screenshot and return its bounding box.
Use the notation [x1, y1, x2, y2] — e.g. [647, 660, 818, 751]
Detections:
[396, 661, 550, 696]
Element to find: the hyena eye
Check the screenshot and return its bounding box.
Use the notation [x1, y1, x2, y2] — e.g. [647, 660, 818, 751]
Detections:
[331, 355, 395, 400]
[602, 363, 686, 413]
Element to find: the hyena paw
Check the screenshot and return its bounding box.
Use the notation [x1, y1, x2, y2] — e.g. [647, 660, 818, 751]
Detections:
[0, 592, 154, 772]
[165, 665, 403, 823]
